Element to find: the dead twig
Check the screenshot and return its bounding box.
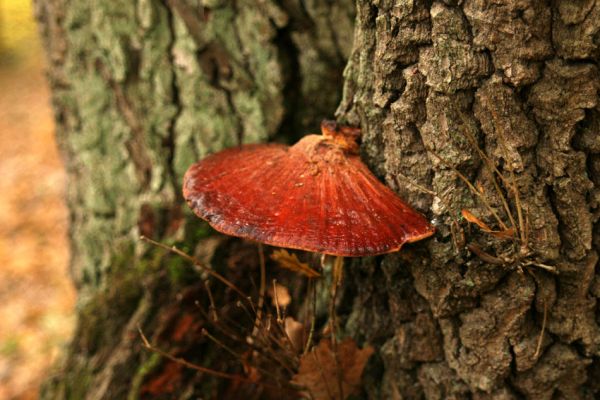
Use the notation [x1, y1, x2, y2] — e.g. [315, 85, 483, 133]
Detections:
[140, 235, 247, 299]
[304, 279, 317, 355]
[137, 325, 245, 381]
[533, 301, 548, 359]
[251, 243, 267, 340]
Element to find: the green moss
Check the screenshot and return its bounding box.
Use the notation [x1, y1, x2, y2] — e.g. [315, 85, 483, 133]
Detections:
[183, 218, 214, 244]
[64, 368, 94, 400]
[128, 352, 162, 400]
[166, 256, 197, 284]
[41, 363, 94, 400]
[77, 264, 143, 355]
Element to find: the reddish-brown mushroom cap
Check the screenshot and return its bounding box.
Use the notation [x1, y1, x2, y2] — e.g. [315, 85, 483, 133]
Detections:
[183, 121, 434, 257]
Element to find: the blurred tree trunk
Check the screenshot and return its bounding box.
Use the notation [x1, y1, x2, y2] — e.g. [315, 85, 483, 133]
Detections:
[36, 0, 600, 399]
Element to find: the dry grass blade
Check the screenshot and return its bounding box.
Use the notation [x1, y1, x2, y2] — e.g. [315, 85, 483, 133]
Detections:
[273, 279, 283, 324]
[394, 172, 457, 225]
[488, 117, 528, 244]
[201, 329, 245, 365]
[426, 148, 509, 231]
[139, 325, 301, 392]
[461, 125, 518, 232]
[137, 326, 245, 381]
[140, 238, 309, 394]
[139, 236, 248, 299]
[203, 280, 218, 322]
[304, 280, 317, 355]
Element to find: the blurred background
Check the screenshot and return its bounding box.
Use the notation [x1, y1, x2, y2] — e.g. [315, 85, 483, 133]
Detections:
[0, 1, 75, 399]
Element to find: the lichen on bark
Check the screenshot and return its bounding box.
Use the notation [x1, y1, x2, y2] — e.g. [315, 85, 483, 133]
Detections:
[35, 0, 354, 397]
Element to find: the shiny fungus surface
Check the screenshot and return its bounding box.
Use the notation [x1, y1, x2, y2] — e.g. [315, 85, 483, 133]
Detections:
[183, 121, 434, 257]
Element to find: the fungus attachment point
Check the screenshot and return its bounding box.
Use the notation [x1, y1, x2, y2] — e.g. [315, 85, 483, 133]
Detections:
[183, 120, 434, 257]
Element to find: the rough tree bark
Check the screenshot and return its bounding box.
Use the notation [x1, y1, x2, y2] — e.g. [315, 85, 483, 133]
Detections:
[36, 0, 599, 399]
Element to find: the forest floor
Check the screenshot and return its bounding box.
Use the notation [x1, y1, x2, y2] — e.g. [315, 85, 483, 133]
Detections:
[0, 3, 75, 398]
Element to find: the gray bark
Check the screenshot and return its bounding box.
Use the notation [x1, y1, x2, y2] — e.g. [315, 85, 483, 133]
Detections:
[337, 1, 600, 399]
[35, 0, 600, 399]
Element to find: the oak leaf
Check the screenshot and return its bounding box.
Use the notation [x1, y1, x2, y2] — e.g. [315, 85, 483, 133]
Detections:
[291, 338, 374, 399]
[270, 249, 321, 278]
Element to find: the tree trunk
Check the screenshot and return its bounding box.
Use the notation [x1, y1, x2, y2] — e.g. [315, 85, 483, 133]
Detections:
[36, 0, 600, 399]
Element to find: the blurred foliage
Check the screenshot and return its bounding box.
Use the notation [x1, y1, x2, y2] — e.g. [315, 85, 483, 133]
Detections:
[0, 0, 40, 66]
[0, 2, 75, 399]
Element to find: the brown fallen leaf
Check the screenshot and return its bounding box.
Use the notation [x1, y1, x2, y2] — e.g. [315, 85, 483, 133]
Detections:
[270, 249, 321, 278]
[291, 338, 374, 400]
[461, 209, 515, 239]
[284, 317, 305, 353]
[268, 282, 292, 308]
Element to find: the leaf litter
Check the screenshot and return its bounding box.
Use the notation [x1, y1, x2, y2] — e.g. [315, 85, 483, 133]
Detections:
[292, 338, 374, 400]
[139, 240, 376, 398]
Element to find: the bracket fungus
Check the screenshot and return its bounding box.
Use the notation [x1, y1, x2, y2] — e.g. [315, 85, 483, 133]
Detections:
[183, 120, 434, 258]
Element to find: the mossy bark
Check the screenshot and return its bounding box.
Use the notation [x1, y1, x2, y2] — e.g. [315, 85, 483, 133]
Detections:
[36, 0, 600, 399]
[35, 0, 354, 398]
